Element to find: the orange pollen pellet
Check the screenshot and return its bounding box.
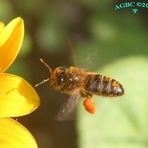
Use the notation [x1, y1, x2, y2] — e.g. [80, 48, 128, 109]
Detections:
[83, 98, 96, 114]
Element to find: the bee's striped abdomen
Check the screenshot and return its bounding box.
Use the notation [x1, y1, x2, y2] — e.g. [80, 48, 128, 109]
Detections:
[101, 76, 111, 95]
[85, 74, 124, 97]
[85, 74, 102, 94]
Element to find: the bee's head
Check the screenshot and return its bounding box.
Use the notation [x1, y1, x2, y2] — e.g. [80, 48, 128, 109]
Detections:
[53, 67, 66, 86]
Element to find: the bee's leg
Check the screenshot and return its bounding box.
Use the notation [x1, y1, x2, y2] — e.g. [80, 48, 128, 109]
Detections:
[80, 90, 96, 114]
[59, 89, 65, 94]
[59, 86, 70, 95]
[80, 90, 93, 98]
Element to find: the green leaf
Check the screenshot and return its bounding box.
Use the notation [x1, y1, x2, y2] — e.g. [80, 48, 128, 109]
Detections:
[77, 56, 148, 148]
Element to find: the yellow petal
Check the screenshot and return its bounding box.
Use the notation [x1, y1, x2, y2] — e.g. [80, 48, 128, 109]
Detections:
[0, 22, 4, 30]
[0, 73, 40, 118]
[0, 17, 24, 72]
[0, 118, 38, 148]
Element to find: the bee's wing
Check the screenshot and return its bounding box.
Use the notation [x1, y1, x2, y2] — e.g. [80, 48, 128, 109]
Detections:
[55, 94, 81, 121]
[68, 39, 97, 71]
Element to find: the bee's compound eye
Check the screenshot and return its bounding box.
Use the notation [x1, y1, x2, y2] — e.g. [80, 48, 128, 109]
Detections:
[56, 67, 66, 86]
[61, 78, 64, 82]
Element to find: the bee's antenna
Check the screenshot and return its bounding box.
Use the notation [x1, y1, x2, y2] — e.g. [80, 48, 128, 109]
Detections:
[34, 58, 52, 88]
[35, 78, 50, 87]
[40, 58, 52, 75]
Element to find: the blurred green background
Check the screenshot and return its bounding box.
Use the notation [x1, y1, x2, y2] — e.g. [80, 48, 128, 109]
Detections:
[1, 0, 148, 148]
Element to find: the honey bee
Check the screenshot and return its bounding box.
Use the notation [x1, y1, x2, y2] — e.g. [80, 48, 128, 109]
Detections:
[35, 58, 124, 120]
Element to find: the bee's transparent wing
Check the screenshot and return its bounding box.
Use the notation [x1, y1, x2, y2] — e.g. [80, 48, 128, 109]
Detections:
[68, 39, 98, 71]
[55, 94, 81, 121]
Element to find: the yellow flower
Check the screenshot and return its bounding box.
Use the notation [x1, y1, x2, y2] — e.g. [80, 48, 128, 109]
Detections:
[0, 17, 40, 147]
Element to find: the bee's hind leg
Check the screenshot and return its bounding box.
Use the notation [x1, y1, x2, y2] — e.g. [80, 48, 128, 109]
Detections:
[80, 90, 96, 114]
[80, 90, 93, 98]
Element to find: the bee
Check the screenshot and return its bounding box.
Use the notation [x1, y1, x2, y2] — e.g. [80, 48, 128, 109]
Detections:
[35, 58, 124, 120]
